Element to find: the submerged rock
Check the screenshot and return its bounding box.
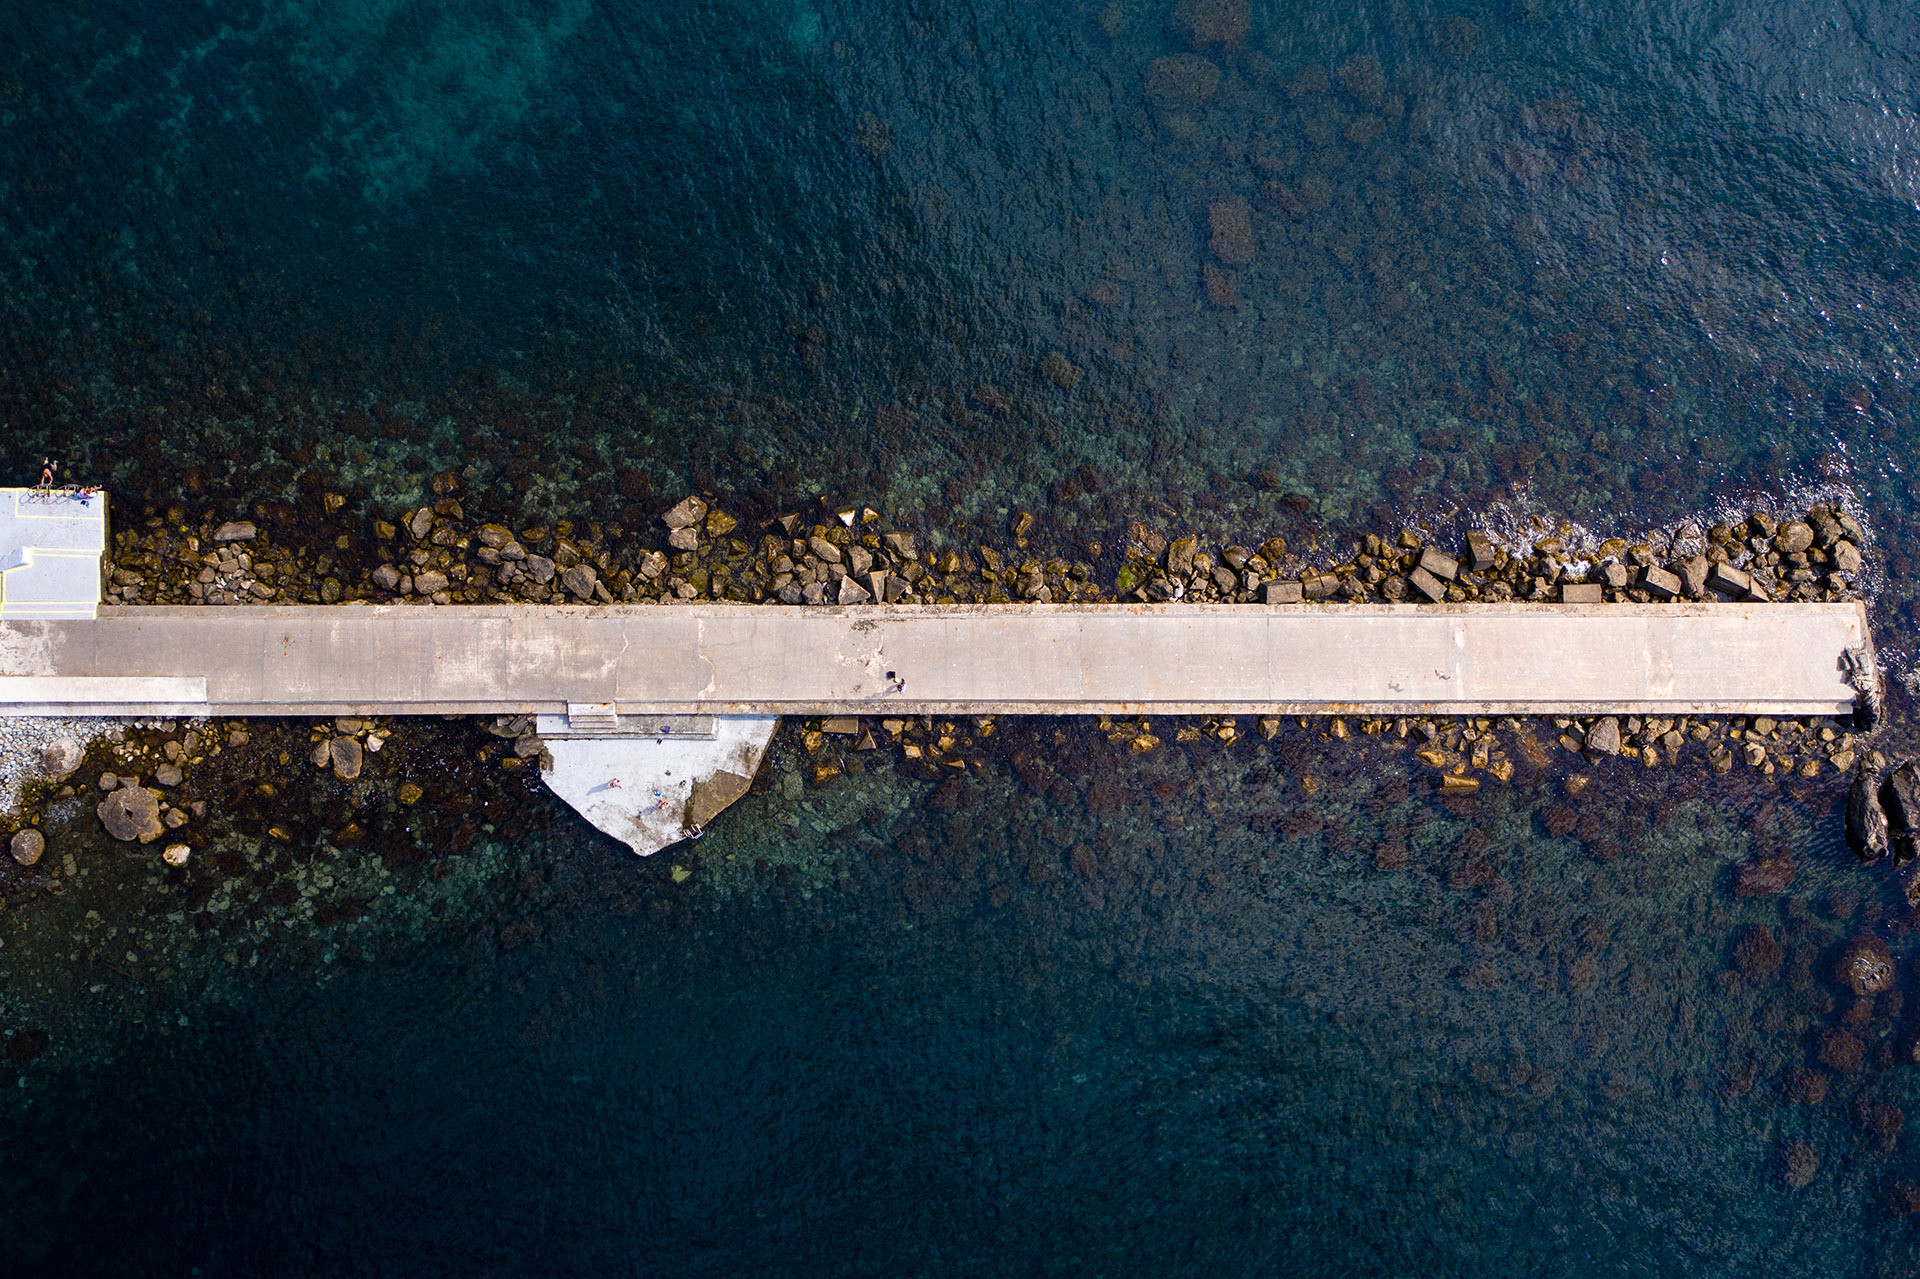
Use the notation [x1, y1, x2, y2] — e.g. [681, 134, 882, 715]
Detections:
[1733, 853, 1795, 897]
[1208, 197, 1256, 266]
[1837, 935, 1895, 996]
[98, 785, 164, 843]
[1732, 925, 1784, 982]
[1144, 53, 1222, 107]
[10, 828, 45, 866]
[1783, 1140, 1819, 1189]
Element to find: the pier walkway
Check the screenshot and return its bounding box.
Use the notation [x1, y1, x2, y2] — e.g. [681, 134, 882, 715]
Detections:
[0, 601, 1874, 719]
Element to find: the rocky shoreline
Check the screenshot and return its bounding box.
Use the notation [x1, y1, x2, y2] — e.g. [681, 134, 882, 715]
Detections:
[96, 482, 1864, 614]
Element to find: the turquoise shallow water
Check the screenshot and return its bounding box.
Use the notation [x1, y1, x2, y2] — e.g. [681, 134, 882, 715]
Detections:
[3, 0, 1920, 1273]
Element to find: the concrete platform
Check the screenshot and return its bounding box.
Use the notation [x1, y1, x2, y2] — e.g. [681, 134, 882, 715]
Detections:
[0, 487, 107, 619]
[0, 601, 1876, 718]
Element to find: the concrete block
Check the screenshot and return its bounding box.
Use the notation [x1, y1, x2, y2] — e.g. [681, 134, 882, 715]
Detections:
[1260, 580, 1302, 605]
[1707, 563, 1753, 598]
[1641, 566, 1682, 599]
[1418, 547, 1459, 581]
[1408, 566, 1447, 602]
[1560, 583, 1603, 603]
[1464, 531, 1496, 572]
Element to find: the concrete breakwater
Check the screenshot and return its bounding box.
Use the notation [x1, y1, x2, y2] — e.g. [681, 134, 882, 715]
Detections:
[0, 486, 1880, 861]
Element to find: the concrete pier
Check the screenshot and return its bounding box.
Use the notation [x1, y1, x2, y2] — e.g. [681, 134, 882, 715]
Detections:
[0, 601, 1876, 719]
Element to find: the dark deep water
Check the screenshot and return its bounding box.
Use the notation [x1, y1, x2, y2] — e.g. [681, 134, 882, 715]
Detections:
[5, 0, 1920, 1273]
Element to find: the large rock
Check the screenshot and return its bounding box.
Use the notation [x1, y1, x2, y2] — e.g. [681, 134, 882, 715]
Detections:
[1884, 762, 1920, 859]
[1774, 522, 1814, 554]
[561, 564, 598, 600]
[39, 735, 83, 779]
[1584, 717, 1621, 755]
[10, 828, 44, 866]
[1165, 536, 1198, 577]
[371, 564, 402, 591]
[1208, 198, 1256, 266]
[1836, 935, 1895, 996]
[329, 736, 364, 783]
[98, 785, 164, 843]
[212, 521, 257, 543]
[662, 496, 708, 530]
[1833, 541, 1862, 575]
[1849, 767, 1891, 861]
[413, 569, 449, 595]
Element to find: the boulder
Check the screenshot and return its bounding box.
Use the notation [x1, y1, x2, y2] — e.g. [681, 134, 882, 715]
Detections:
[1165, 536, 1198, 577]
[882, 531, 918, 560]
[476, 523, 514, 548]
[162, 844, 191, 867]
[561, 564, 598, 600]
[837, 575, 872, 604]
[1774, 522, 1814, 554]
[153, 763, 182, 787]
[668, 527, 700, 551]
[1833, 541, 1862, 575]
[39, 735, 83, 779]
[212, 521, 257, 543]
[10, 828, 44, 866]
[98, 785, 164, 843]
[662, 496, 708, 530]
[329, 735, 363, 782]
[1849, 767, 1891, 861]
[525, 555, 557, 584]
[1836, 935, 1895, 996]
[407, 508, 434, 540]
[1601, 562, 1630, 589]
[1884, 763, 1920, 837]
[845, 545, 873, 575]
[371, 564, 402, 592]
[413, 569, 449, 596]
[1585, 717, 1621, 755]
[808, 535, 842, 564]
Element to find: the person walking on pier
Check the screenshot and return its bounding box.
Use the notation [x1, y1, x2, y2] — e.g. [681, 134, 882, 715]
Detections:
[37, 458, 57, 491]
